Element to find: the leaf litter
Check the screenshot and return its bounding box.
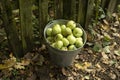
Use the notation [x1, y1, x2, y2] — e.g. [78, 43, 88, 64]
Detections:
[0, 14, 120, 80]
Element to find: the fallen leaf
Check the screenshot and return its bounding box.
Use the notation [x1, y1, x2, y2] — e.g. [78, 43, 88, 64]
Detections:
[101, 52, 110, 64]
[110, 27, 117, 32]
[94, 76, 101, 80]
[117, 66, 120, 70]
[84, 75, 90, 80]
[62, 68, 71, 76]
[14, 63, 25, 69]
[109, 73, 116, 80]
[49, 73, 54, 78]
[86, 42, 94, 46]
[85, 68, 95, 73]
[93, 43, 102, 52]
[26, 72, 37, 80]
[35, 55, 44, 66]
[112, 13, 118, 17]
[114, 21, 119, 26]
[96, 33, 103, 40]
[38, 44, 46, 51]
[13, 59, 30, 69]
[110, 42, 117, 49]
[67, 76, 74, 80]
[109, 60, 116, 66]
[95, 63, 102, 69]
[21, 59, 30, 66]
[71, 71, 79, 76]
[102, 46, 110, 53]
[112, 33, 120, 38]
[0, 54, 16, 70]
[74, 62, 91, 70]
[75, 63, 83, 69]
[114, 50, 120, 56]
[101, 52, 109, 59]
[103, 19, 109, 25]
[101, 24, 109, 31]
[103, 33, 112, 41]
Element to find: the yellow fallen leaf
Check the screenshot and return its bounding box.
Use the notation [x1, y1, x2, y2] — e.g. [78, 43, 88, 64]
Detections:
[75, 62, 91, 70]
[101, 24, 109, 31]
[14, 63, 25, 69]
[84, 62, 91, 68]
[0, 58, 16, 70]
[75, 63, 83, 69]
[13, 59, 30, 69]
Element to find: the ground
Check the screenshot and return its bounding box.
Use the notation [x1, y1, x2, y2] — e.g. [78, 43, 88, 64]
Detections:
[0, 13, 120, 80]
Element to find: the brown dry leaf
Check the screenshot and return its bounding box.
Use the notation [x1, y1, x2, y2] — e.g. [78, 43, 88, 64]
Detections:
[62, 68, 71, 76]
[114, 21, 119, 26]
[74, 62, 91, 70]
[112, 13, 118, 18]
[21, 59, 31, 66]
[38, 44, 46, 51]
[109, 73, 116, 80]
[84, 75, 90, 80]
[95, 63, 102, 69]
[112, 33, 120, 38]
[49, 73, 54, 78]
[101, 52, 109, 59]
[103, 19, 109, 25]
[95, 63, 103, 71]
[24, 52, 34, 59]
[26, 73, 37, 80]
[101, 24, 109, 31]
[35, 55, 44, 66]
[110, 27, 117, 32]
[94, 76, 101, 80]
[67, 76, 74, 80]
[110, 42, 117, 49]
[86, 31, 94, 41]
[71, 71, 79, 76]
[101, 52, 110, 64]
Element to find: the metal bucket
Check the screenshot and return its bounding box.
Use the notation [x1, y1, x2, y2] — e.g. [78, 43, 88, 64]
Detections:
[44, 19, 87, 67]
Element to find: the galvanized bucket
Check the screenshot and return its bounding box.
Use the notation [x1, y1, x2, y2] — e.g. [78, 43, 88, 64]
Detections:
[44, 19, 87, 67]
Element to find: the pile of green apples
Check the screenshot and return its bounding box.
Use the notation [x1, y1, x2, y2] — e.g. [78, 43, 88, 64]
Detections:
[46, 20, 84, 51]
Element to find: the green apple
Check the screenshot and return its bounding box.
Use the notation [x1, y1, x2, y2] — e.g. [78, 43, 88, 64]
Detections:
[62, 29, 67, 37]
[67, 20, 76, 29]
[75, 38, 84, 48]
[76, 37, 83, 41]
[67, 35, 76, 45]
[54, 40, 63, 49]
[73, 27, 83, 37]
[55, 33, 63, 41]
[46, 28, 52, 36]
[61, 47, 68, 51]
[66, 27, 72, 35]
[62, 38, 69, 47]
[46, 36, 54, 43]
[61, 25, 66, 31]
[68, 45, 77, 50]
[52, 24, 61, 35]
[51, 42, 56, 47]
[62, 27, 72, 37]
